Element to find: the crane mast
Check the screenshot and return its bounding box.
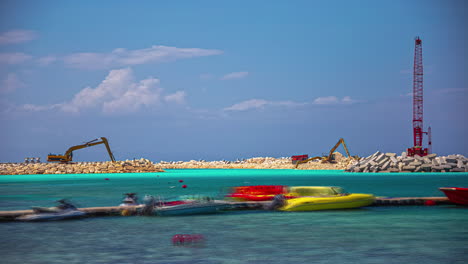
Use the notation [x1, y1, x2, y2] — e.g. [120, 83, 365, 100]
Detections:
[407, 37, 431, 156]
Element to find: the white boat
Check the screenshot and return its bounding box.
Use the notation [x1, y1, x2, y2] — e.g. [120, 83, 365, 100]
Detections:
[16, 199, 87, 221]
[154, 200, 231, 216]
[119, 193, 139, 206]
[16, 208, 86, 221]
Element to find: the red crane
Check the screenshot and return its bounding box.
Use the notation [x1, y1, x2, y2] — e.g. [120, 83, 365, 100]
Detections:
[407, 37, 431, 156]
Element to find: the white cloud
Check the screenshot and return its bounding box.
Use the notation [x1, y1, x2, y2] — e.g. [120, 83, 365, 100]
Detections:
[0, 30, 37, 45]
[62, 68, 135, 113]
[102, 77, 161, 114]
[276, 100, 307, 107]
[220, 71, 249, 80]
[224, 99, 268, 111]
[312, 96, 356, 105]
[37, 56, 57, 66]
[341, 96, 356, 104]
[64, 45, 223, 69]
[0, 52, 32, 64]
[1, 73, 25, 93]
[22, 68, 186, 114]
[312, 96, 339, 105]
[224, 99, 306, 111]
[22, 104, 56, 112]
[164, 91, 186, 105]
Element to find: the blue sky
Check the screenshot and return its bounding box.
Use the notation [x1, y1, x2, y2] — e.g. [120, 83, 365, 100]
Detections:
[1, 0, 467, 162]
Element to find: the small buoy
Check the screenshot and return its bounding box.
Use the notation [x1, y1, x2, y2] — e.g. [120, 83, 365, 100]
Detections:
[172, 234, 205, 246]
[424, 200, 436, 206]
[182, 184, 187, 188]
[179, 180, 184, 183]
[105, 178, 109, 180]
[121, 209, 131, 216]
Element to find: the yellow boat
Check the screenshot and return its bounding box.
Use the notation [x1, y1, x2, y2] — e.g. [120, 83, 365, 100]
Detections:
[279, 186, 375, 211]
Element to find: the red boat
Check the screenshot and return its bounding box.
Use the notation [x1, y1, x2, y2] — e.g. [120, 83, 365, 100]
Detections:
[226, 185, 288, 201]
[439, 187, 468, 205]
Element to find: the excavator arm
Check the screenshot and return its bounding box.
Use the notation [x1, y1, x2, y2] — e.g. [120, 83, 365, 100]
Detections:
[47, 137, 115, 163]
[326, 138, 351, 161]
[295, 138, 356, 168]
[294, 156, 325, 168]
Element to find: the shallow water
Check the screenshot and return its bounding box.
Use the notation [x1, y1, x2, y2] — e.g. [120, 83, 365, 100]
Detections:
[1, 170, 467, 264]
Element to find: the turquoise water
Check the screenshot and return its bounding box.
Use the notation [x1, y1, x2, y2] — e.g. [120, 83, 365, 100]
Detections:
[1, 169, 467, 264]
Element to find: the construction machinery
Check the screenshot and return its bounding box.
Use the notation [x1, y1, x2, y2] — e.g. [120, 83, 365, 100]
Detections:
[407, 37, 431, 156]
[47, 137, 116, 163]
[294, 138, 356, 168]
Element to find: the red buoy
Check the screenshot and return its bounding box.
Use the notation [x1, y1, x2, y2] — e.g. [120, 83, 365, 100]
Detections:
[179, 180, 184, 183]
[424, 200, 436, 206]
[182, 184, 187, 188]
[172, 234, 205, 246]
[105, 178, 109, 180]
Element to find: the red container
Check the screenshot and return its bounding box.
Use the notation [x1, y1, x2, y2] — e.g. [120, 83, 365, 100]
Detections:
[291, 155, 308, 164]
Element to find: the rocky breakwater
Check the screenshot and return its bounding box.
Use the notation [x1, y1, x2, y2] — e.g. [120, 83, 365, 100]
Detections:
[0, 158, 164, 175]
[156, 153, 354, 170]
[346, 151, 468, 173]
[157, 157, 294, 169]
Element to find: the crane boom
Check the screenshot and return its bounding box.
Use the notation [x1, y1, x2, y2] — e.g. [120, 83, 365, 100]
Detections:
[407, 37, 430, 156]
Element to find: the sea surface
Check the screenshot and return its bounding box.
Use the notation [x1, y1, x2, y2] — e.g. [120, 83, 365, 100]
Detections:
[0, 169, 467, 264]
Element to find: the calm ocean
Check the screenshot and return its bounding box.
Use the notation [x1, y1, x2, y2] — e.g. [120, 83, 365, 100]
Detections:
[1, 169, 467, 264]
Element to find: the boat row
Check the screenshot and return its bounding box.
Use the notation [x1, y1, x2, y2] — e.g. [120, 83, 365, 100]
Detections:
[226, 185, 376, 211]
[14, 186, 468, 221]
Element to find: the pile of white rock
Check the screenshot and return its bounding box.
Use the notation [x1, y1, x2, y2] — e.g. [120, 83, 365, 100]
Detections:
[156, 157, 294, 169]
[346, 151, 468, 173]
[155, 154, 354, 170]
[0, 158, 164, 175]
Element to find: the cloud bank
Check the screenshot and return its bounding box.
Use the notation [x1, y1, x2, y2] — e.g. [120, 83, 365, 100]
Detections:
[22, 68, 186, 114]
[312, 96, 355, 105]
[64, 45, 223, 69]
[0, 30, 37, 45]
[225, 96, 357, 111]
[0, 52, 32, 64]
[224, 99, 306, 111]
[220, 71, 249, 80]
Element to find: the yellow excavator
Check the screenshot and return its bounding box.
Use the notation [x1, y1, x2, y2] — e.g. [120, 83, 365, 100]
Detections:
[295, 138, 357, 168]
[47, 137, 116, 163]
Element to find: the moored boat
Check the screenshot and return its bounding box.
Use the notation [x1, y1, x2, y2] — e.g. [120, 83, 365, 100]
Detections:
[120, 193, 139, 206]
[225, 185, 288, 201]
[439, 187, 468, 205]
[278, 186, 375, 211]
[16, 199, 86, 221]
[154, 200, 231, 216]
[16, 209, 86, 221]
